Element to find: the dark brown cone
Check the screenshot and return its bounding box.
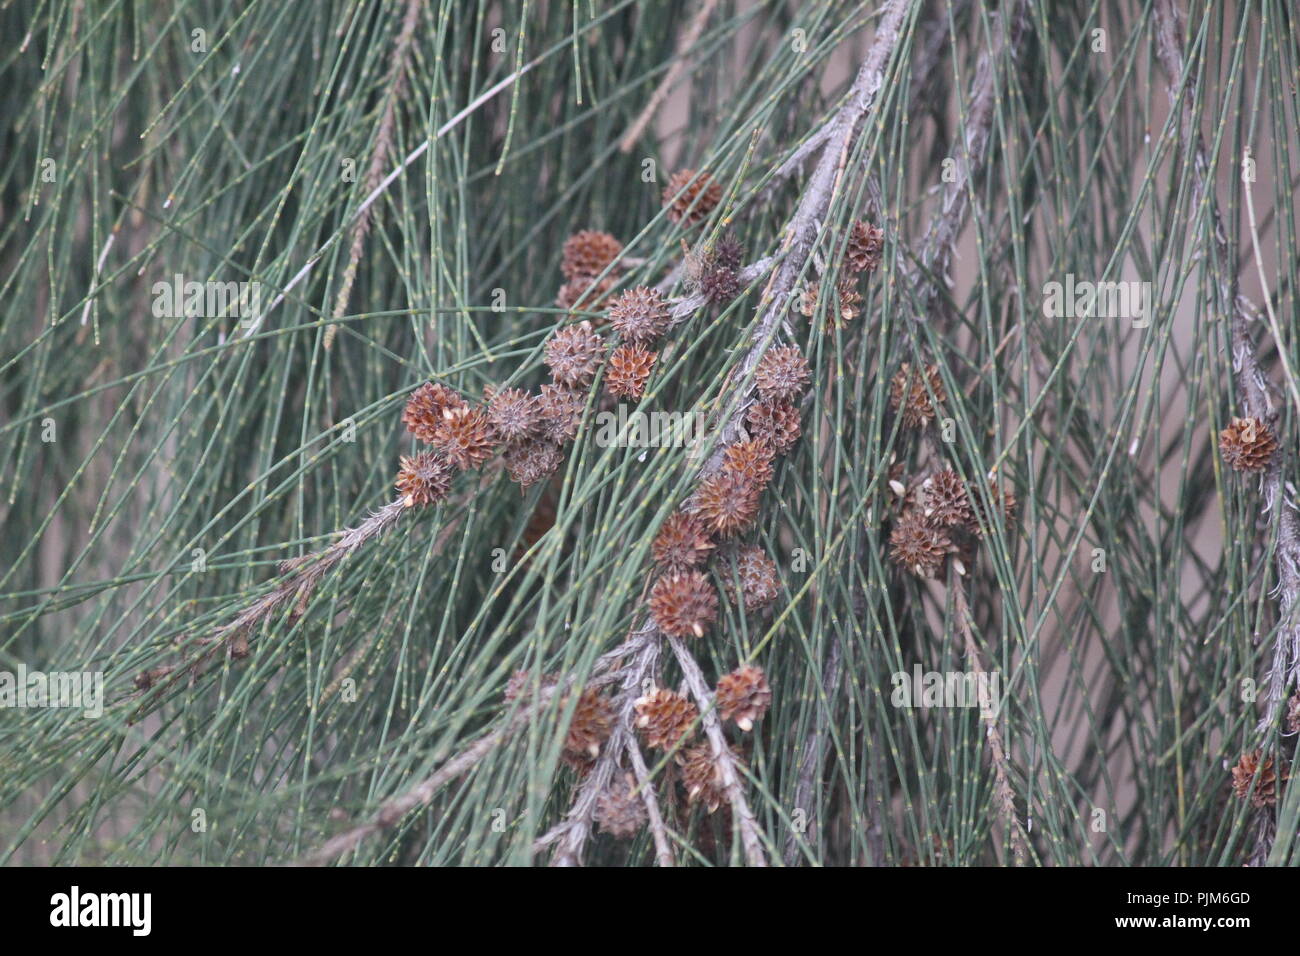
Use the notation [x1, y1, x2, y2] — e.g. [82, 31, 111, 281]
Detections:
[889, 510, 953, 578]
[504, 440, 563, 490]
[1219, 416, 1278, 473]
[720, 439, 775, 488]
[1231, 750, 1284, 808]
[402, 382, 468, 444]
[561, 230, 623, 280]
[634, 687, 699, 750]
[714, 235, 743, 271]
[485, 386, 540, 444]
[754, 346, 811, 403]
[604, 344, 656, 400]
[544, 321, 605, 389]
[431, 405, 496, 470]
[724, 545, 780, 612]
[395, 452, 453, 508]
[649, 571, 718, 638]
[922, 468, 973, 528]
[889, 362, 946, 428]
[556, 274, 617, 312]
[652, 511, 715, 574]
[537, 383, 585, 444]
[846, 220, 885, 273]
[826, 274, 862, 330]
[966, 483, 1017, 537]
[564, 688, 614, 760]
[607, 286, 671, 345]
[715, 665, 771, 731]
[745, 399, 802, 455]
[663, 168, 722, 226]
[595, 772, 648, 839]
[691, 470, 761, 537]
[678, 742, 741, 813]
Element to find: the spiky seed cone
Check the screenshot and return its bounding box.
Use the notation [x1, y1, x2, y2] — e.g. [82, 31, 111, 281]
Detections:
[923, 468, 973, 528]
[663, 168, 722, 225]
[607, 286, 671, 345]
[889, 509, 953, 578]
[504, 440, 563, 490]
[1219, 416, 1277, 472]
[561, 230, 623, 280]
[745, 399, 802, 456]
[715, 665, 771, 731]
[889, 362, 946, 428]
[700, 262, 741, 304]
[1231, 750, 1283, 808]
[678, 742, 741, 813]
[595, 773, 648, 839]
[714, 234, 743, 271]
[754, 346, 811, 402]
[827, 275, 862, 330]
[846, 220, 885, 272]
[564, 688, 614, 759]
[721, 439, 775, 488]
[395, 452, 453, 508]
[485, 386, 540, 444]
[431, 405, 496, 470]
[402, 382, 467, 443]
[605, 344, 656, 400]
[724, 545, 780, 611]
[544, 321, 605, 388]
[652, 511, 715, 573]
[504, 668, 557, 703]
[556, 274, 616, 311]
[966, 484, 1017, 537]
[649, 571, 718, 638]
[692, 470, 761, 537]
[537, 383, 585, 444]
[634, 687, 699, 750]
[796, 284, 820, 318]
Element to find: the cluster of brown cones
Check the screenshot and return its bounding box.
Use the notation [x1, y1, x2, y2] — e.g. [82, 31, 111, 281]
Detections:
[887, 465, 1018, 578]
[794, 218, 885, 331]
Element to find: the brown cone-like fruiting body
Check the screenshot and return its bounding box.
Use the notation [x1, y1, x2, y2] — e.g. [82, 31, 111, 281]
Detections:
[1231, 750, 1283, 808]
[846, 220, 885, 273]
[889, 363, 946, 428]
[754, 346, 811, 403]
[564, 688, 614, 760]
[1219, 416, 1278, 473]
[537, 383, 585, 444]
[889, 509, 953, 578]
[715, 665, 771, 732]
[663, 169, 722, 226]
[721, 439, 775, 488]
[485, 386, 540, 444]
[652, 511, 715, 574]
[607, 286, 672, 345]
[634, 687, 699, 750]
[395, 452, 453, 508]
[923, 468, 973, 528]
[403, 382, 467, 444]
[504, 440, 563, 490]
[691, 471, 761, 537]
[561, 230, 623, 280]
[745, 399, 802, 455]
[649, 571, 718, 639]
[966, 482, 1017, 537]
[724, 545, 780, 612]
[556, 274, 617, 312]
[595, 773, 648, 839]
[431, 405, 497, 470]
[544, 321, 605, 388]
[604, 344, 656, 400]
[678, 742, 741, 813]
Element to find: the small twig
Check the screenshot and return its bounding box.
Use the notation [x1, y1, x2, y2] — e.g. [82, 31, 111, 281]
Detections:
[618, 0, 721, 153]
[668, 635, 768, 866]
